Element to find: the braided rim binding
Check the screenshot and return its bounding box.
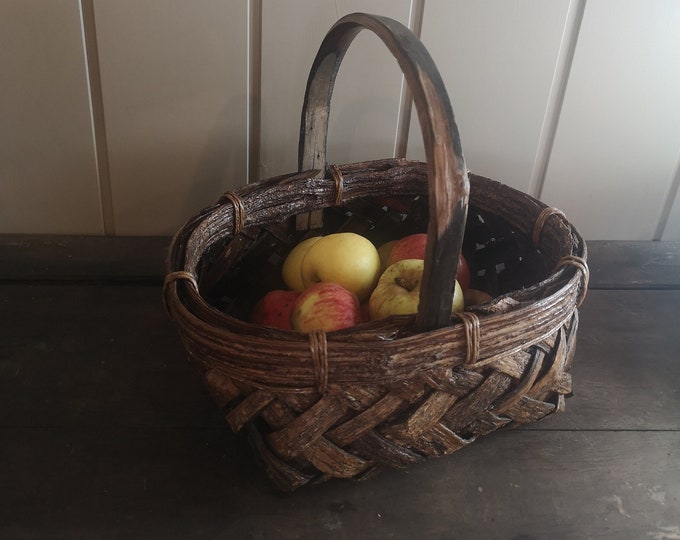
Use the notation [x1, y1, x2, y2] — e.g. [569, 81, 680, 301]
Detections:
[328, 164, 344, 206]
[555, 255, 589, 307]
[220, 191, 246, 234]
[456, 311, 481, 365]
[532, 206, 567, 247]
[308, 330, 329, 394]
[163, 271, 199, 315]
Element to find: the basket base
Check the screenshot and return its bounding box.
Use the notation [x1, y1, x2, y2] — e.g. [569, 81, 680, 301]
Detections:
[203, 311, 577, 491]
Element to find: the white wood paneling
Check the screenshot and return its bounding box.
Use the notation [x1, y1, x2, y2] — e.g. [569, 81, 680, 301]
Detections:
[664, 209, 680, 241]
[0, 0, 103, 234]
[258, 0, 411, 180]
[663, 202, 680, 241]
[2, 1, 679, 241]
[661, 158, 680, 240]
[93, 0, 248, 235]
[406, 0, 572, 194]
[542, 0, 680, 240]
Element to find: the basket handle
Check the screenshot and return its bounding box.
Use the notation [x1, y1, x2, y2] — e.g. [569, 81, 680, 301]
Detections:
[298, 13, 469, 332]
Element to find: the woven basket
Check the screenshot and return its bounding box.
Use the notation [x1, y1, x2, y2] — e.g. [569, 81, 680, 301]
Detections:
[164, 13, 588, 491]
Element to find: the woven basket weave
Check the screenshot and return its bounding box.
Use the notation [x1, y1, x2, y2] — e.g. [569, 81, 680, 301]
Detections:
[164, 13, 588, 491]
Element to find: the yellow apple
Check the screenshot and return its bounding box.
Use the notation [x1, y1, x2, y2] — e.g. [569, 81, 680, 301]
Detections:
[300, 232, 381, 302]
[282, 236, 321, 291]
[290, 282, 361, 333]
[368, 259, 464, 320]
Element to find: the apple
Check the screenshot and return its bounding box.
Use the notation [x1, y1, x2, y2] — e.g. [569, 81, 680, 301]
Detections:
[290, 282, 362, 333]
[368, 259, 464, 320]
[387, 233, 427, 266]
[300, 232, 381, 302]
[464, 288, 493, 308]
[282, 236, 322, 291]
[387, 233, 471, 291]
[250, 290, 300, 330]
[456, 254, 471, 292]
[377, 240, 397, 272]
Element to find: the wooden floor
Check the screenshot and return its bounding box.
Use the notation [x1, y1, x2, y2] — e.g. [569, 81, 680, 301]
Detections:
[1, 238, 679, 539]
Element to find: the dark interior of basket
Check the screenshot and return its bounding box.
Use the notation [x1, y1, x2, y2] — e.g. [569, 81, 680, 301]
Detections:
[195, 176, 551, 322]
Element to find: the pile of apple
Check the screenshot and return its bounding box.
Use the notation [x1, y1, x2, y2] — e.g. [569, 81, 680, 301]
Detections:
[250, 232, 492, 333]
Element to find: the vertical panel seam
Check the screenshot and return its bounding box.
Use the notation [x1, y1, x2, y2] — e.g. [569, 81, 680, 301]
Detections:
[527, 0, 586, 200]
[247, 0, 263, 184]
[394, 0, 425, 158]
[79, 0, 115, 235]
[654, 150, 680, 240]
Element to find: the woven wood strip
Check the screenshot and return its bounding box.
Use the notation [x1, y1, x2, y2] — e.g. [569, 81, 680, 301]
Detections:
[422, 368, 485, 395]
[225, 390, 274, 432]
[202, 369, 240, 407]
[348, 431, 425, 469]
[493, 347, 546, 415]
[442, 371, 513, 431]
[260, 396, 374, 479]
[465, 411, 513, 437]
[219, 192, 246, 234]
[267, 394, 349, 460]
[394, 391, 459, 440]
[532, 206, 567, 247]
[406, 423, 472, 457]
[501, 396, 557, 424]
[300, 437, 373, 479]
[527, 326, 570, 401]
[326, 393, 405, 447]
[246, 424, 314, 492]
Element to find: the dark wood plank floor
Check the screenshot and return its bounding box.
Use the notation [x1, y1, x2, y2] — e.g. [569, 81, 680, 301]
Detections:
[1, 238, 679, 539]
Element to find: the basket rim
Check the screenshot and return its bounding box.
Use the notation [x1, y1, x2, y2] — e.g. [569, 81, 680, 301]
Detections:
[164, 160, 588, 393]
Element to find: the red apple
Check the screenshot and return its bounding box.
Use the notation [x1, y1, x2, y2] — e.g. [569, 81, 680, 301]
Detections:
[456, 254, 471, 292]
[250, 290, 300, 330]
[387, 234, 427, 266]
[388, 233, 471, 291]
[290, 282, 361, 333]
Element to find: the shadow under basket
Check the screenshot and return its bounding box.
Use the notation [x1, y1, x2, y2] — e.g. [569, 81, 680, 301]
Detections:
[163, 14, 588, 491]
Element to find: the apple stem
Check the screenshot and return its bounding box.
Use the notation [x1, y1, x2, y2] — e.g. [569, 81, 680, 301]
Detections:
[394, 276, 415, 292]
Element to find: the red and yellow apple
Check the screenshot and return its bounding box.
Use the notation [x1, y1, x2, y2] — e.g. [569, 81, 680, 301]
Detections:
[250, 289, 300, 330]
[282, 236, 322, 291]
[386, 233, 427, 266]
[290, 282, 362, 333]
[455, 255, 471, 292]
[387, 233, 471, 291]
[377, 240, 397, 272]
[368, 259, 464, 320]
[300, 232, 381, 302]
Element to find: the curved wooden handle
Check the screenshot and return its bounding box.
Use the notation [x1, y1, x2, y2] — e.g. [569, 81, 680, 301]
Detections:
[298, 13, 469, 331]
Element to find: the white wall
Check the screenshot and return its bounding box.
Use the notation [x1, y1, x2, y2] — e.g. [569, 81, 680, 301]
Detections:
[2, 0, 679, 240]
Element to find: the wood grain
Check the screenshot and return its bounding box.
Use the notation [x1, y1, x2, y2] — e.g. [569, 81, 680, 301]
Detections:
[0, 1, 103, 235]
[541, 0, 680, 241]
[297, 13, 469, 329]
[1, 239, 678, 536]
[92, 0, 249, 235]
[1, 428, 677, 539]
